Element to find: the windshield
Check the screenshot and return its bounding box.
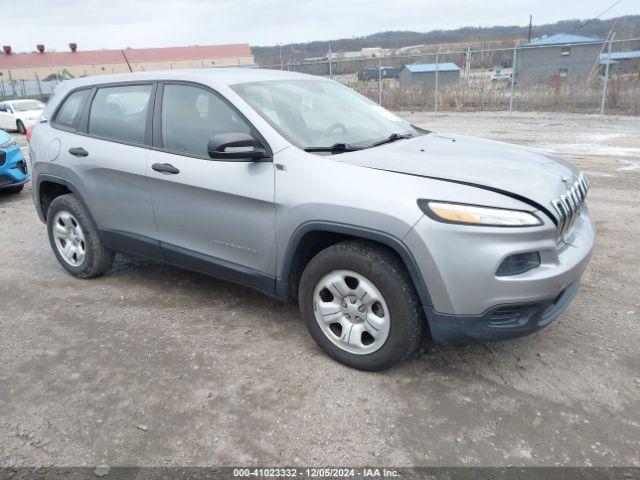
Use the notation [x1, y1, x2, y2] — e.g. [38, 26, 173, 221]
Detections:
[232, 80, 420, 150]
[12, 100, 45, 112]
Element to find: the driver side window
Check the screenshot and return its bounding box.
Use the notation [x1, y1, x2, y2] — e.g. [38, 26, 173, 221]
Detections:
[161, 84, 251, 158]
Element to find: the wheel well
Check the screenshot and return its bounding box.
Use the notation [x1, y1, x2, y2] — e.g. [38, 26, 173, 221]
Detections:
[284, 229, 423, 304]
[39, 181, 72, 219]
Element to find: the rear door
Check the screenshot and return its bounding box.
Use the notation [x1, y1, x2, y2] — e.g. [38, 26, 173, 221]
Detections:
[51, 83, 161, 258]
[146, 82, 276, 291]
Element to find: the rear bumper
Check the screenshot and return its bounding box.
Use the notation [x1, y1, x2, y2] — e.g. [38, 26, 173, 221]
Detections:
[426, 280, 580, 345]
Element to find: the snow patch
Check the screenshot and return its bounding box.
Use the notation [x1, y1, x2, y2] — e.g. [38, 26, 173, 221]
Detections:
[542, 144, 640, 158]
[618, 161, 640, 172]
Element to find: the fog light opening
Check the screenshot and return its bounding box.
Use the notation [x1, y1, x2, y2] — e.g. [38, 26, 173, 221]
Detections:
[496, 252, 541, 276]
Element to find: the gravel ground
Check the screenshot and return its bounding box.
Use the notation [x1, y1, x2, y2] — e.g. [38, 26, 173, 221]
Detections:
[0, 111, 639, 467]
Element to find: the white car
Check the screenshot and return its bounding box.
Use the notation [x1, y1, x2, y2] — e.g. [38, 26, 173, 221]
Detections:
[0, 99, 46, 134]
[491, 72, 512, 82]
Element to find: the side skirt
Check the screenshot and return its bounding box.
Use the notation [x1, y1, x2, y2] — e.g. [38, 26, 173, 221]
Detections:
[99, 229, 277, 298]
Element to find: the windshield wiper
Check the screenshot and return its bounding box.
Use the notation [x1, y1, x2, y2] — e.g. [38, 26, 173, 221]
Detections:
[368, 133, 413, 148]
[304, 143, 363, 154]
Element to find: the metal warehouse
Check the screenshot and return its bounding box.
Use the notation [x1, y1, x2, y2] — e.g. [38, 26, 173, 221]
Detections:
[399, 63, 461, 87]
[515, 33, 604, 85]
[0, 43, 255, 81]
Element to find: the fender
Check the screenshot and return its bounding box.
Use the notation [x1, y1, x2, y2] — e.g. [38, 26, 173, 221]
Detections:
[34, 173, 92, 223]
[276, 221, 433, 307]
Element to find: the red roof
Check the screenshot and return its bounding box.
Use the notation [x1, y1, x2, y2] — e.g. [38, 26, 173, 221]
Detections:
[0, 44, 251, 68]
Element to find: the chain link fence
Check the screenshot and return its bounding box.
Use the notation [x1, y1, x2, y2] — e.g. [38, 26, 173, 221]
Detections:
[262, 36, 640, 115]
[0, 77, 58, 102]
[2, 37, 639, 115]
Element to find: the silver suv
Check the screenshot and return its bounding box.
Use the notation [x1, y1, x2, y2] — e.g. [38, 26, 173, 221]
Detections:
[30, 69, 595, 371]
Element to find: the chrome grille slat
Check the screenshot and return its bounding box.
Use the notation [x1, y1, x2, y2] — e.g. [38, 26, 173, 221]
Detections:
[554, 174, 588, 240]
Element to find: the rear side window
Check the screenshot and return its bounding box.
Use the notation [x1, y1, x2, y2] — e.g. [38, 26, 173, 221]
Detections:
[161, 83, 251, 157]
[54, 89, 91, 130]
[88, 84, 153, 145]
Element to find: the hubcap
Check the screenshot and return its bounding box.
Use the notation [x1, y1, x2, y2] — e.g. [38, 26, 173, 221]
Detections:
[52, 211, 86, 267]
[313, 270, 390, 355]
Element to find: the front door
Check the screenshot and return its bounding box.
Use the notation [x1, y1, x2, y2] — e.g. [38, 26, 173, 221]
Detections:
[146, 82, 276, 292]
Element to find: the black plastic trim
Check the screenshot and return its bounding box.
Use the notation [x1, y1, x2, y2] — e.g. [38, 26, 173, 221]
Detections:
[96, 229, 275, 296]
[425, 281, 580, 346]
[277, 221, 433, 306]
[34, 174, 91, 223]
[99, 229, 165, 261]
[160, 241, 275, 295]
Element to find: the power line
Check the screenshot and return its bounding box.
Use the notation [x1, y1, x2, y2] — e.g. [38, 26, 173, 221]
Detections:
[572, 0, 624, 32]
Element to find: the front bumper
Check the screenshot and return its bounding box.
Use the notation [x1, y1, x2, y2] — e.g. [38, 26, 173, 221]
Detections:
[404, 206, 595, 345]
[0, 145, 29, 189]
[425, 280, 580, 345]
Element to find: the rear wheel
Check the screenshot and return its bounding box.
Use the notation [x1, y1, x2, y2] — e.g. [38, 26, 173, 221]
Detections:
[47, 194, 114, 278]
[298, 240, 426, 371]
[16, 120, 26, 135]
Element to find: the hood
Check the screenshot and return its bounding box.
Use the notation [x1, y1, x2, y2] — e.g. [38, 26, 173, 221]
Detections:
[341, 132, 579, 219]
[0, 129, 11, 144]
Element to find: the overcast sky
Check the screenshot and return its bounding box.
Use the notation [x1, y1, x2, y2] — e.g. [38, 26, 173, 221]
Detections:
[2, 0, 636, 53]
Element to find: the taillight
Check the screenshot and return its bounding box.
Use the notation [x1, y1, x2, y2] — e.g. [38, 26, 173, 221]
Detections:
[26, 126, 32, 143]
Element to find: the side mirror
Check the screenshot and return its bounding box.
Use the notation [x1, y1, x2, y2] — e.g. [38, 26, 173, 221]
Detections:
[207, 132, 269, 161]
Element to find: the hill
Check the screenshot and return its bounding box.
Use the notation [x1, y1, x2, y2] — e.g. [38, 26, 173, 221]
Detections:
[252, 15, 640, 66]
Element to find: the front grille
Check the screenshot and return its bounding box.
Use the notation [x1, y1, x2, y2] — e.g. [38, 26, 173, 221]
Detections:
[552, 173, 589, 239]
[0, 150, 5, 167]
[0, 176, 13, 187]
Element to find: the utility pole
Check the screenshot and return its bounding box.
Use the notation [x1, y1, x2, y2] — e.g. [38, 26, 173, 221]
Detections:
[378, 57, 383, 106]
[121, 50, 133, 72]
[528, 15, 533, 42]
[434, 47, 441, 114]
[328, 40, 333, 78]
[600, 33, 615, 115]
[279, 44, 283, 70]
[509, 40, 520, 115]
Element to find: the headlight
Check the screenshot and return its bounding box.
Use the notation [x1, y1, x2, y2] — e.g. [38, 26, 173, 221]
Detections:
[0, 138, 17, 149]
[418, 200, 542, 227]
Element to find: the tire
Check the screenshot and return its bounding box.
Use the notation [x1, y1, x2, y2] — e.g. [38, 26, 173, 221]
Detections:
[16, 120, 26, 135]
[47, 194, 114, 278]
[6, 184, 24, 194]
[298, 240, 426, 371]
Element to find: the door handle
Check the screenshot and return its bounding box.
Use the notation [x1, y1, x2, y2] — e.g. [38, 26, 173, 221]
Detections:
[68, 147, 89, 157]
[152, 163, 180, 174]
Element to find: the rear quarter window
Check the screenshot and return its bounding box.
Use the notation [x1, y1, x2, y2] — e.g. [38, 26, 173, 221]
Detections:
[53, 89, 91, 130]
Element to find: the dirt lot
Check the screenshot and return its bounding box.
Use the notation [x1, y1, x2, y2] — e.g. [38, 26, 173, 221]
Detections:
[1, 112, 639, 468]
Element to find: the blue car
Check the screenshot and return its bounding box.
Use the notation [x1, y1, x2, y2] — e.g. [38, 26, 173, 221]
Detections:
[0, 129, 29, 193]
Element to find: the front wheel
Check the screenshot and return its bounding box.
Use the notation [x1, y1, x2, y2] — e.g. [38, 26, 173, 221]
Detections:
[298, 240, 426, 371]
[16, 120, 26, 135]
